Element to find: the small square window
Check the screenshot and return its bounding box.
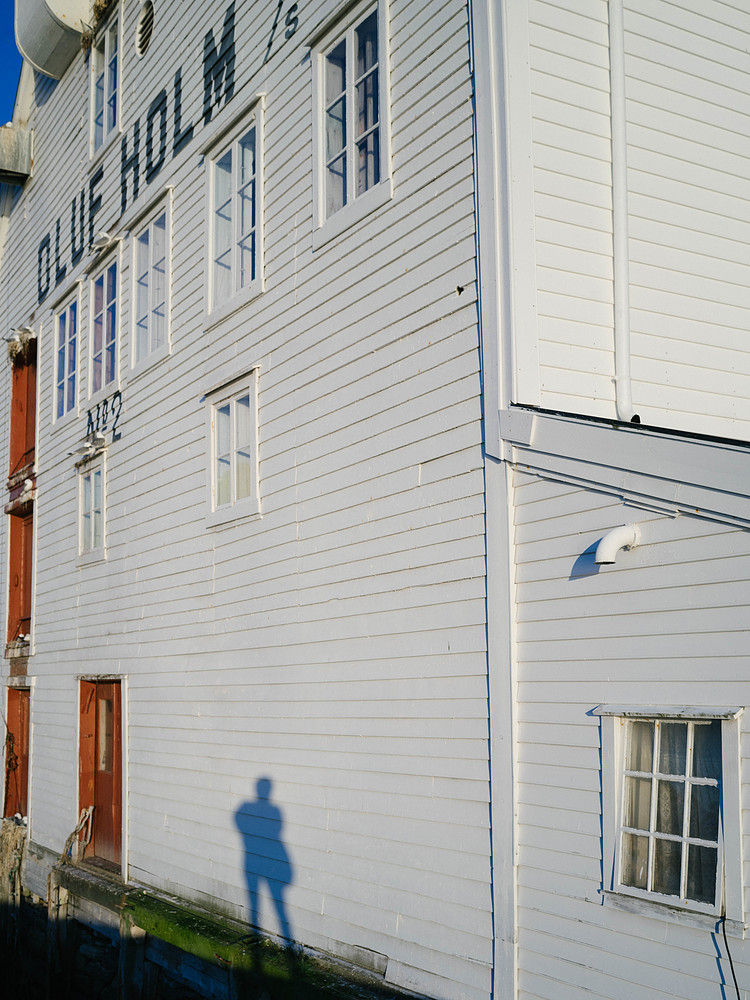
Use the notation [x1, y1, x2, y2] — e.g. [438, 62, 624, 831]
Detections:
[92, 13, 119, 154]
[312, 1, 391, 245]
[79, 458, 105, 559]
[133, 205, 170, 368]
[91, 259, 118, 396]
[597, 707, 743, 922]
[55, 298, 78, 420]
[206, 371, 260, 526]
[207, 112, 262, 319]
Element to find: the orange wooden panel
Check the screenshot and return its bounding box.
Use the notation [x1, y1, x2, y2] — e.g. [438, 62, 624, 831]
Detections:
[7, 512, 33, 644]
[79, 680, 121, 868]
[4, 687, 30, 817]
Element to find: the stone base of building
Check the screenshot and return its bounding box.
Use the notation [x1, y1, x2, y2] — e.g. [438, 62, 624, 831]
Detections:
[0, 820, 424, 1000]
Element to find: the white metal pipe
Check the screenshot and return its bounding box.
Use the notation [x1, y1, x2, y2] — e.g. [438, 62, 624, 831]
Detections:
[595, 524, 639, 565]
[609, 0, 637, 423]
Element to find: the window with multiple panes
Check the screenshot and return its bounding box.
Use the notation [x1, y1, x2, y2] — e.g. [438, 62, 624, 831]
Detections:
[91, 261, 118, 395]
[597, 706, 742, 921]
[323, 6, 380, 217]
[80, 460, 104, 557]
[206, 371, 259, 524]
[619, 718, 721, 908]
[92, 14, 119, 153]
[312, 1, 390, 243]
[56, 299, 78, 419]
[210, 123, 258, 310]
[134, 207, 169, 365]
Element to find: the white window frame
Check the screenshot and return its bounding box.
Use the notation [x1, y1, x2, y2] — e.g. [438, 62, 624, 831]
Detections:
[204, 99, 264, 327]
[597, 706, 743, 927]
[90, 256, 120, 401]
[90, 8, 120, 157]
[55, 295, 79, 423]
[205, 370, 260, 527]
[79, 455, 106, 562]
[310, 0, 392, 249]
[131, 199, 171, 373]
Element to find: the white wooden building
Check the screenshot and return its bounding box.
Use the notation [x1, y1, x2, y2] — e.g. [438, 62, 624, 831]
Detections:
[0, 0, 749, 998]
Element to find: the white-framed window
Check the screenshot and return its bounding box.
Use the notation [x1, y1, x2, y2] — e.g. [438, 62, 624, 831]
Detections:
[597, 706, 743, 923]
[311, 0, 391, 246]
[206, 105, 263, 321]
[133, 204, 170, 368]
[91, 259, 118, 396]
[91, 12, 119, 154]
[79, 457, 105, 559]
[55, 298, 78, 420]
[205, 370, 260, 526]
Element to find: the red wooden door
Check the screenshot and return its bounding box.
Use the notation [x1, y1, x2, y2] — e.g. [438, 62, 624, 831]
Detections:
[4, 687, 30, 817]
[79, 680, 121, 868]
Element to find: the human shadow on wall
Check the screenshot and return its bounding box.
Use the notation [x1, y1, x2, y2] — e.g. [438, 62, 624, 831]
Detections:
[235, 776, 302, 997]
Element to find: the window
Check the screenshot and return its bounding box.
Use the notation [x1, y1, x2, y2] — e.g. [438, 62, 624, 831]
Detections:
[4, 687, 30, 819]
[133, 206, 169, 367]
[56, 299, 77, 419]
[208, 122, 259, 314]
[79, 459, 104, 558]
[312, 1, 391, 244]
[79, 679, 122, 870]
[92, 14, 119, 153]
[206, 371, 260, 525]
[91, 260, 118, 395]
[597, 707, 743, 922]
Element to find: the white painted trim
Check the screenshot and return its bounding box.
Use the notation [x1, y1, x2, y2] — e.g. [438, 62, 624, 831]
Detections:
[470, 0, 504, 459]
[594, 706, 744, 720]
[502, 408, 750, 528]
[485, 455, 518, 1000]
[501, 0, 539, 408]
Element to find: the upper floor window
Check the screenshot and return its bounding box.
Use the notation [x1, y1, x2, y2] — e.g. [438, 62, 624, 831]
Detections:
[134, 206, 169, 367]
[92, 14, 119, 153]
[205, 370, 260, 526]
[91, 261, 118, 396]
[314, 4, 390, 246]
[56, 299, 78, 419]
[209, 123, 259, 311]
[80, 458, 104, 558]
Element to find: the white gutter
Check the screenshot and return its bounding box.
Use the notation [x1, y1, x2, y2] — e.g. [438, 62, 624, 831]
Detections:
[609, 0, 638, 423]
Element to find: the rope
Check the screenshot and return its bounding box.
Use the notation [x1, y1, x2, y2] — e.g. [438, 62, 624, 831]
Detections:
[60, 806, 95, 865]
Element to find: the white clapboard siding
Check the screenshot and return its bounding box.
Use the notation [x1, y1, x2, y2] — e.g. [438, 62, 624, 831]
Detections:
[513, 468, 750, 999]
[520, 0, 750, 438]
[0, 1, 490, 997]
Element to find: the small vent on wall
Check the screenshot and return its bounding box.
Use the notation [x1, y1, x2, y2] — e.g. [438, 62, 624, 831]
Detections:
[136, 1, 155, 56]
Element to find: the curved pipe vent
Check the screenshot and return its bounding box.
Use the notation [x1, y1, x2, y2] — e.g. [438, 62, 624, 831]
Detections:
[594, 524, 640, 565]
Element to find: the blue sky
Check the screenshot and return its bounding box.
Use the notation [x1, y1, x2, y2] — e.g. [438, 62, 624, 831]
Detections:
[0, 0, 23, 124]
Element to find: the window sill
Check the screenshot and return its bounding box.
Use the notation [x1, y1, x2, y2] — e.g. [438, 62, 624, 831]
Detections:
[87, 381, 120, 411]
[600, 890, 745, 935]
[78, 549, 107, 568]
[90, 126, 121, 167]
[129, 343, 170, 383]
[313, 176, 392, 251]
[204, 279, 264, 332]
[52, 407, 80, 433]
[206, 500, 261, 529]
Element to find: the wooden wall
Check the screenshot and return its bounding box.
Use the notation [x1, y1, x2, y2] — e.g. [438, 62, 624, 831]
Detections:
[0, 1, 491, 997]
